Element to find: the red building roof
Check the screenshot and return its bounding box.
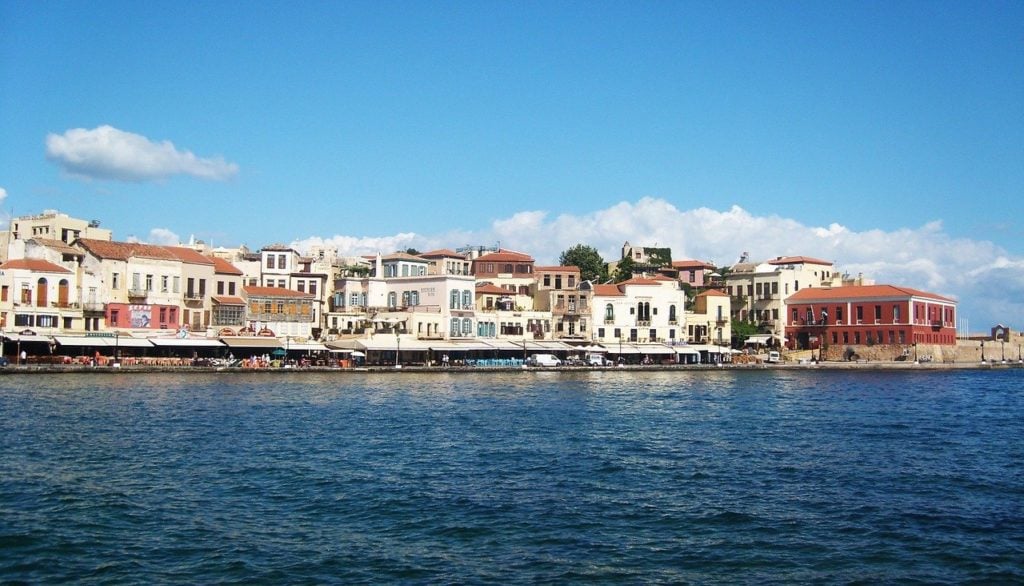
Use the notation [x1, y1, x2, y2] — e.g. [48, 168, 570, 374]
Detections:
[672, 259, 715, 270]
[419, 249, 466, 259]
[76, 238, 178, 261]
[696, 289, 730, 298]
[787, 285, 956, 304]
[0, 258, 72, 273]
[475, 283, 509, 295]
[208, 256, 244, 275]
[163, 246, 215, 265]
[475, 249, 535, 262]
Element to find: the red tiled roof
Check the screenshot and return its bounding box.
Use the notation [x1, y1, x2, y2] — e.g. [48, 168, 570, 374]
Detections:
[76, 238, 178, 261]
[212, 296, 246, 305]
[475, 283, 509, 295]
[672, 259, 715, 270]
[619, 277, 665, 286]
[27, 238, 84, 257]
[767, 255, 832, 266]
[242, 286, 314, 299]
[163, 246, 215, 265]
[383, 252, 428, 262]
[593, 284, 625, 296]
[475, 249, 535, 262]
[786, 285, 956, 304]
[0, 259, 72, 273]
[208, 256, 244, 275]
[419, 249, 466, 259]
[696, 289, 730, 297]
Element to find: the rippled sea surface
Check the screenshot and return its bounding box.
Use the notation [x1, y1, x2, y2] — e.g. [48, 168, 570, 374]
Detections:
[2, 370, 1022, 584]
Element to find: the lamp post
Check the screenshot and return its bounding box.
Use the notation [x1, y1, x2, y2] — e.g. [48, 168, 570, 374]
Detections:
[1001, 340, 1005, 364]
[914, 341, 918, 363]
[114, 331, 120, 367]
[981, 340, 986, 363]
[395, 327, 401, 369]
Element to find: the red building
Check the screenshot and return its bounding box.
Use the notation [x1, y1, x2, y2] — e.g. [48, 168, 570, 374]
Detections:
[785, 285, 957, 350]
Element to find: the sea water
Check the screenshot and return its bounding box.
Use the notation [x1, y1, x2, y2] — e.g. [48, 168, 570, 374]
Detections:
[1, 370, 1022, 583]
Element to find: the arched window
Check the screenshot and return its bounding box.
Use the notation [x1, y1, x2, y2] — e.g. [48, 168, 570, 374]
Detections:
[36, 278, 48, 307]
[462, 290, 473, 309]
[58, 279, 70, 308]
[387, 292, 397, 308]
[605, 303, 614, 320]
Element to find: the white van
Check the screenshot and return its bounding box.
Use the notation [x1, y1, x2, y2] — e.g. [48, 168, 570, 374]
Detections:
[766, 351, 781, 363]
[527, 354, 562, 367]
[586, 354, 609, 367]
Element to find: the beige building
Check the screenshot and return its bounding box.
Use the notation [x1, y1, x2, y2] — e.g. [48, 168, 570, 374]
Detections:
[687, 289, 732, 345]
[1, 210, 111, 262]
[590, 276, 688, 345]
[533, 265, 589, 340]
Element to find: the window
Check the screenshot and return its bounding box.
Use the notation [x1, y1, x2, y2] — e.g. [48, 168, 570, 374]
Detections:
[605, 304, 614, 321]
[856, 306, 864, 323]
[388, 292, 397, 308]
[598, 327, 605, 338]
[462, 290, 472, 309]
[450, 318, 460, 336]
[462, 318, 472, 336]
[132, 273, 141, 290]
[229, 282, 236, 296]
[146, 274, 154, 291]
[613, 328, 621, 339]
[874, 305, 882, 321]
[199, 279, 206, 297]
[894, 306, 901, 323]
[309, 282, 317, 296]
[450, 290, 460, 309]
[402, 291, 410, 306]
[161, 276, 169, 292]
[297, 282, 305, 293]
[277, 254, 287, 269]
[555, 276, 562, 289]
[217, 281, 225, 295]
[410, 291, 419, 306]
[266, 255, 274, 269]
[543, 275, 551, 287]
[186, 278, 195, 297]
[504, 264, 513, 273]
[568, 276, 575, 288]
[173, 276, 180, 293]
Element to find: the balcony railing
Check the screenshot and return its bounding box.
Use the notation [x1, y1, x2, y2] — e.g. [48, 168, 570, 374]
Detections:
[128, 288, 148, 298]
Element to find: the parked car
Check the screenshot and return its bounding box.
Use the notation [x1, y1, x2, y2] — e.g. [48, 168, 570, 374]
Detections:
[526, 354, 562, 367]
[586, 354, 609, 366]
[766, 351, 781, 363]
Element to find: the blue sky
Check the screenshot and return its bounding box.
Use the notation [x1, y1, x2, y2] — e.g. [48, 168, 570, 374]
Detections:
[1, 1, 1022, 328]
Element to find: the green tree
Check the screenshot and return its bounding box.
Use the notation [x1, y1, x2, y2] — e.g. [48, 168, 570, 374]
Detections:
[559, 244, 608, 282]
[403, 248, 421, 255]
[731, 318, 759, 348]
[611, 255, 635, 282]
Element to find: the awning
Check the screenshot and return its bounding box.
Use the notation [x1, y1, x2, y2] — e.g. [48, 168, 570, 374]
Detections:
[149, 338, 226, 348]
[744, 334, 782, 346]
[481, 340, 522, 351]
[3, 332, 51, 343]
[286, 343, 328, 352]
[428, 341, 494, 351]
[672, 346, 700, 355]
[689, 344, 729, 354]
[54, 336, 111, 347]
[220, 337, 285, 349]
[115, 337, 157, 348]
[634, 344, 674, 355]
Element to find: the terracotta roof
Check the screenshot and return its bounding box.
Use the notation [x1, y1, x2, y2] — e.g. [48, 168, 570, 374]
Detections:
[242, 286, 314, 299]
[0, 258, 72, 273]
[475, 249, 535, 262]
[475, 283, 510, 295]
[786, 285, 956, 304]
[419, 249, 466, 259]
[592, 284, 625, 296]
[696, 289, 730, 297]
[260, 244, 296, 252]
[767, 255, 833, 266]
[76, 238, 178, 261]
[163, 246, 215, 265]
[27, 238, 84, 257]
[619, 277, 666, 286]
[672, 259, 715, 270]
[212, 296, 246, 305]
[209, 256, 244, 275]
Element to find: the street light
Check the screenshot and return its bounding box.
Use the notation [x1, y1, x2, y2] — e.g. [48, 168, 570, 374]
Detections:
[395, 326, 401, 369]
[113, 331, 120, 367]
[981, 340, 986, 363]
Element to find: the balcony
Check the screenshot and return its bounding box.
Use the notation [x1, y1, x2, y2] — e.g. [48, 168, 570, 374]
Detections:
[183, 292, 204, 304]
[83, 302, 105, 313]
[127, 288, 148, 299]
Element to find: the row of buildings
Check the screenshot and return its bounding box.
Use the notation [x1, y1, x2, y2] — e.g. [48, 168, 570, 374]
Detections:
[0, 210, 959, 361]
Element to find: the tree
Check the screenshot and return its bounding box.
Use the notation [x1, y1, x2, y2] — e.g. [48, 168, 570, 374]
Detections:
[731, 318, 759, 348]
[403, 248, 421, 255]
[611, 255, 635, 283]
[559, 244, 608, 283]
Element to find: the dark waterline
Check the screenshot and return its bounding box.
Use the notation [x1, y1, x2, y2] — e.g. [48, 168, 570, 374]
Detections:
[2, 370, 1022, 584]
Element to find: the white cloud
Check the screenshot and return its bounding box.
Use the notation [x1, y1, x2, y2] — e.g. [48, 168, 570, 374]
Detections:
[45, 125, 239, 182]
[124, 228, 180, 245]
[289, 197, 1024, 329]
[0, 187, 7, 202]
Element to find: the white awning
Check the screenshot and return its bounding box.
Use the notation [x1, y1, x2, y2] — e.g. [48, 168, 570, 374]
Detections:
[149, 338, 226, 348]
[54, 336, 110, 346]
[672, 346, 700, 355]
[634, 344, 674, 355]
[481, 340, 522, 351]
[286, 343, 329, 352]
[114, 337, 156, 348]
[689, 344, 728, 354]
